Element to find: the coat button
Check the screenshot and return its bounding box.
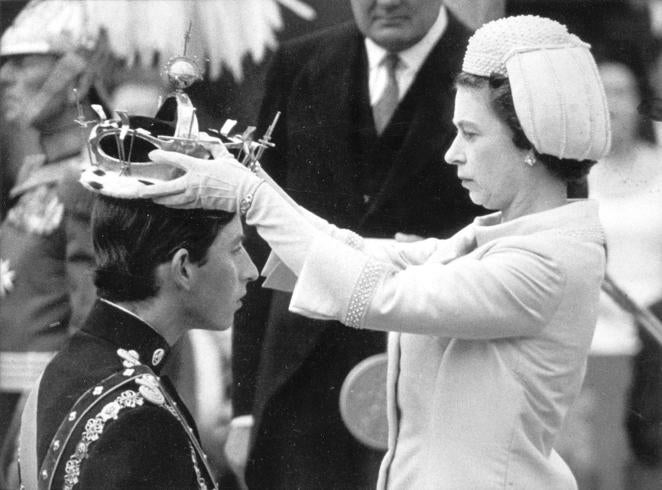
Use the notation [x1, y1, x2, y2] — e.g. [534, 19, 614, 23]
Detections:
[152, 348, 165, 366]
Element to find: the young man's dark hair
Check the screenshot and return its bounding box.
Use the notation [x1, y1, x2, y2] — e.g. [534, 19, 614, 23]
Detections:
[92, 195, 235, 302]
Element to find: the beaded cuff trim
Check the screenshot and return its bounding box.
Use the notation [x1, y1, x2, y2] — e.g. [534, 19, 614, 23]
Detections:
[345, 260, 387, 328]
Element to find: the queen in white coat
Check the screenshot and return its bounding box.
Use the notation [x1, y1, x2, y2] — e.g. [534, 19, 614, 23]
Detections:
[93, 15, 612, 490]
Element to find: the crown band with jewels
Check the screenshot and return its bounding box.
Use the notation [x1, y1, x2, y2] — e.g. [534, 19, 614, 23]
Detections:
[80, 51, 280, 200]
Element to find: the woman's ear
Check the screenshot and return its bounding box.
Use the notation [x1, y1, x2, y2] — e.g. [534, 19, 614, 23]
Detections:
[170, 248, 194, 290]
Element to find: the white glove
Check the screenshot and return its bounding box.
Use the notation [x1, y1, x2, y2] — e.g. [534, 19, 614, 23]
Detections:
[224, 416, 253, 489]
[141, 150, 264, 213]
[250, 165, 364, 249]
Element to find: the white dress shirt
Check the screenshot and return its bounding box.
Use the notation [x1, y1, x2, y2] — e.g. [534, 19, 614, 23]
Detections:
[365, 6, 448, 105]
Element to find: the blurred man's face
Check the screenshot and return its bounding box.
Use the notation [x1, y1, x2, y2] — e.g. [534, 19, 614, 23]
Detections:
[350, 0, 443, 52]
[187, 215, 258, 331]
[599, 62, 639, 152]
[0, 54, 63, 126]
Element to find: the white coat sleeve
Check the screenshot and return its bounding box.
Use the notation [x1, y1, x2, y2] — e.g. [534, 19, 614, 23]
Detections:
[289, 234, 566, 339]
[260, 237, 445, 293]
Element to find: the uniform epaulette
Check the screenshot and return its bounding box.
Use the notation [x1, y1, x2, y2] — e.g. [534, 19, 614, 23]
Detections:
[38, 349, 217, 490]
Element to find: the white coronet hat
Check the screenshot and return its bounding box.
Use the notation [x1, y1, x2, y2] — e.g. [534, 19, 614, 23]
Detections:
[462, 15, 611, 161]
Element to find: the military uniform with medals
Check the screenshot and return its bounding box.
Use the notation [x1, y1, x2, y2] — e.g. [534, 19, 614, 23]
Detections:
[0, 150, 94, 384]
[19, 299, 217, 489]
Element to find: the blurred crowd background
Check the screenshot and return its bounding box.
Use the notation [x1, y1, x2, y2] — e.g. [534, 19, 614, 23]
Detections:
[2, 1, 662, 489]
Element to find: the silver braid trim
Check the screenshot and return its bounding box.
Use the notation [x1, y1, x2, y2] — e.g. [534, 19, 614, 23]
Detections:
[63, 390, 144, 490]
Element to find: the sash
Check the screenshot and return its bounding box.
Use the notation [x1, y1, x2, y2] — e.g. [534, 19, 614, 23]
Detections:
[18, 364, 218, 489]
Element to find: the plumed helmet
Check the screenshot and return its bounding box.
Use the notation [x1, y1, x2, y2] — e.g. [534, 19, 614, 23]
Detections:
[0, 0, 116, 126]
[462, 15, 611, 161]
[0, 0, 317, 126]
[2, 0, 317, 82]
[1, 0, 100, 57]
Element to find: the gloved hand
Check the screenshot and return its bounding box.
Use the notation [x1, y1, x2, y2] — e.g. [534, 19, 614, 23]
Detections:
[141, 150, 264, 213]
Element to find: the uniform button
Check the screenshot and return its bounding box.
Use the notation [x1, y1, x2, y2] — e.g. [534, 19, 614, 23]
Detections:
[152, 348, 165, 366]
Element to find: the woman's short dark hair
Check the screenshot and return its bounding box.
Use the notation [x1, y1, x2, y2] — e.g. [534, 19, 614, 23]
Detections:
[92, 196, 235, 302]
[455, 72, 596, 182]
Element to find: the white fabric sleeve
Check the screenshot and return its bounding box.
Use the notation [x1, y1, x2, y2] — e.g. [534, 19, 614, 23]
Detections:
[261, 252, 298, 292]
[290, 236, 566, 339]
[360, 224, 476, 269]
[254, 164, 364, 247]
[244, 184, 319, 276]
[229, 415, 254, 429]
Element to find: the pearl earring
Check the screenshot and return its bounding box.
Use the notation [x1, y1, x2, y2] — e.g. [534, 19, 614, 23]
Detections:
[524, 151, 537, 167]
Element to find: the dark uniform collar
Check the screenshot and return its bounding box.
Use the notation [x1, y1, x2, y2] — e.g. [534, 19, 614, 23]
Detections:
[82, 299, 171, 373]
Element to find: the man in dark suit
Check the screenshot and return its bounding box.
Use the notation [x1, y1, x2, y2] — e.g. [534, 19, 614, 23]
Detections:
[229, 1, 484, 488]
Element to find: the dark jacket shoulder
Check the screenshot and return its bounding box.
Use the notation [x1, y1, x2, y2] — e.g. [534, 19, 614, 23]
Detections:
[77, 403, 200, 489]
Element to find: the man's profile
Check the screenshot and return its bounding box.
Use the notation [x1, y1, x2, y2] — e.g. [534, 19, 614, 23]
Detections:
[19, 196, 257, 489]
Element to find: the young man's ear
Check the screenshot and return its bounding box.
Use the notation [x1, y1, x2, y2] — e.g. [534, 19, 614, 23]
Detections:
[170, 248, 194, 290]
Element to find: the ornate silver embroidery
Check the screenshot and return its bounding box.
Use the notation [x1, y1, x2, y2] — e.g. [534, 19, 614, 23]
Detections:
[63, 390, 144, 490]
[189, 442, 209, 490]
[345, 260, 387, 328]
[117, 348, 141, 367]
[163, 399, 210, 489]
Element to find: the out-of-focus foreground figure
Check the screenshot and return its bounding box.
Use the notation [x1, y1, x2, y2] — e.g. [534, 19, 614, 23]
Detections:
[0, 5, 114, 484]
[556, 60, 662, 490]
[591, 60, 662, 490]
[0, 1, 316, 487]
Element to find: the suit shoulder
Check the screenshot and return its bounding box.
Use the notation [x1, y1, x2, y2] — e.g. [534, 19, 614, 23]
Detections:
[445, 9, 473, 42]
[278, 22, 360, 61]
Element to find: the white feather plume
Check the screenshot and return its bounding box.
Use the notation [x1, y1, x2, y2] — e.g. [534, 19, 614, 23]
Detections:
[83, 0, 315, 81]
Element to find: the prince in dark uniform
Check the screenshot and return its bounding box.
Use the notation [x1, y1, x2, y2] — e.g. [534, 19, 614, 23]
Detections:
[19, 195, 258, 489]
[230, 1, 484, 488]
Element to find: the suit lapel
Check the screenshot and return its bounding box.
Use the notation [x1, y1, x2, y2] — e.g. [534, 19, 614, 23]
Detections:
[300, 26, 376, 210]
[361, 13, 470, 224]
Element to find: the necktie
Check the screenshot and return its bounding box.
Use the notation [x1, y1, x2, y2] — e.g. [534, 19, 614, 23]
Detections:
[373, 53, 400, 134]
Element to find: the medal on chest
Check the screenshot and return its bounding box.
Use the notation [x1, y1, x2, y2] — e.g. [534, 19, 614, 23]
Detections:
[0, 258, 15, 297]
[6, 184, 64, 235]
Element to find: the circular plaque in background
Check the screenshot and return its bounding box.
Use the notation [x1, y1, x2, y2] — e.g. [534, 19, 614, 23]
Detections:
[339, 353, 389, 451]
